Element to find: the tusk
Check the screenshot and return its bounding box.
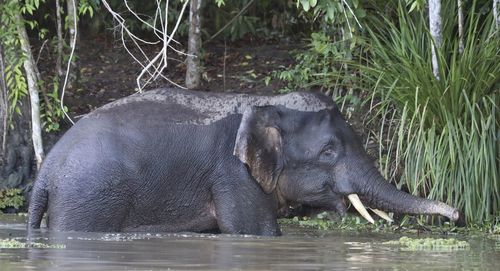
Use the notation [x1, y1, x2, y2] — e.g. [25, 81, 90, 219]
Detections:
[347, 194, 375, 224]
[370, 208, 393, 222]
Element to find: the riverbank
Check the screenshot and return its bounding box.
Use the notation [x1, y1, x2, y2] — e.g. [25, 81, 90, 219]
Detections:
[279, 213, 500, 236]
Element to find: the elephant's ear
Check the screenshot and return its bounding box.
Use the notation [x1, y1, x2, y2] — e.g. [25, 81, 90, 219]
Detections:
[233, 106, 283, 194]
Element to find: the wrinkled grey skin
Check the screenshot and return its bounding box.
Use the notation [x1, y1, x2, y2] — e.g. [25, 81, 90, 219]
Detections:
[28, 88, 460, 235]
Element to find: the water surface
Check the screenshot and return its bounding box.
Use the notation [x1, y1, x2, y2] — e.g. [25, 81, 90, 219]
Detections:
[0, 214, 498, 270]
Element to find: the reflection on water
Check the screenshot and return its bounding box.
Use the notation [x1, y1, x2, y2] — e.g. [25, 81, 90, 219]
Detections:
[0, 214, 498, 270]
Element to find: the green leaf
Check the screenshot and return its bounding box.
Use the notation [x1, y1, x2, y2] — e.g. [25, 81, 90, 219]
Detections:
[215, 0, 225, 8]
[409, 2, 418, 13]
[327, 6, 335, 20]
[301, 0, 310, 12]
[355, 8, 366, 18]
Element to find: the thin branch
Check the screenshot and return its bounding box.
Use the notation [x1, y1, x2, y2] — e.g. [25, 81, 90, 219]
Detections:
[0, 43, 8, 157]
[35, 39, 48, 65]
[341, 3, 353, 38]
[342, 0, 363, 29]
[60, 0, 78, 125]
[101, 0, 190, 92]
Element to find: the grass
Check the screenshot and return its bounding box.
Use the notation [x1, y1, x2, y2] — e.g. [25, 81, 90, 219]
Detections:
[356, 1, 499, 224]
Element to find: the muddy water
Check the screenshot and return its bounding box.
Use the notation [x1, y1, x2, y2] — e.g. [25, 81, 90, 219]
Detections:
[0, 214, 498, 270]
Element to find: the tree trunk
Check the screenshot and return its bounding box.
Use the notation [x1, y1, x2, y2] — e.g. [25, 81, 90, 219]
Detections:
[55, 0, 64, 78]
[15, 11, 44, 170]
[185, 0, 202, 89]
[429, 0, 442, 80]
[457, 0, 464, 54]
[0, 42, 33, 190]
[66, 0, 80, 88]
[0, 43, 8, 162]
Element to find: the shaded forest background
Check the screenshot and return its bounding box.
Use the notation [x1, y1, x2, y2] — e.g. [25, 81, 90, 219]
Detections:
[0, 0, 498, 225]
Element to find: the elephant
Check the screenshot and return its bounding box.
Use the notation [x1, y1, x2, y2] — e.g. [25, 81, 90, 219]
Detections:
[28, 88, 461, 235]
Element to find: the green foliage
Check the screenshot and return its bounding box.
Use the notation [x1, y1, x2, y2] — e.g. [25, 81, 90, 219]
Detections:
[0, 0, 29, 120]
[41, 78, 68, 133]
[0, 0, 85, 133]
[79, 0, 96, 17]
[279, 213, 394, 232]
[276, 31, 365, 92]
[383, 236, 470, 251]
[0, 188, 24, 210]
[297, 0, 365, 26]
[297, 0, 317, 12]
[215, 0, 225, 8]
[227, 13, 258, 41]
[20, 0, 41, 15]
[277, 0, 366, 92]
[205, 0, 261, 41]
[280, 212, 500, 235]
[360, 1, 499, 223]
[404, 0, 426, 13]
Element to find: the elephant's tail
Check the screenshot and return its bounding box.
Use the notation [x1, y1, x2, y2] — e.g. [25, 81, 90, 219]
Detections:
[27, 176, 48, 229]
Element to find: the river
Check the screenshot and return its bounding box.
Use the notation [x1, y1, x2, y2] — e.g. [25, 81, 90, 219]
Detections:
[1, 214, 498, 270]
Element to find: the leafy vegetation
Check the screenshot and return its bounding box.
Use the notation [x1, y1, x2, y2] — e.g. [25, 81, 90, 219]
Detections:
[0, 0, 92, 132]
[279, 212, 500, 235]
[383, 236, 469, 251]
[276, 0, 366, 93]
[0, 0, 29, 119]
[275, 32, 364, 93]
[0, 188, 24, 210]
[280, 214, 392, 232]
[358, 1, 499, 224]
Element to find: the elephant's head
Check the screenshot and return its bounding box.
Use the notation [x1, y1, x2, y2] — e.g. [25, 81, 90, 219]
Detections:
[234, 104, 461, 223]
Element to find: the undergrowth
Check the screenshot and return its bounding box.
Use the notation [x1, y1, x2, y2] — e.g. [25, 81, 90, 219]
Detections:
[0, 188, 24, 210]
[358, 1, 499, 224]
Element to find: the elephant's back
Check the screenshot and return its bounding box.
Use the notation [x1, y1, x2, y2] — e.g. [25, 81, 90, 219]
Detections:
[83, 88, 335, 126]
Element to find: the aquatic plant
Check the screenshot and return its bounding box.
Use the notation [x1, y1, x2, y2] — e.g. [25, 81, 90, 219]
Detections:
[280, 212, 500, 236]
[384, 236, 469, 251]
[0, 238, 65, 249]
[279, 213, 394, 232]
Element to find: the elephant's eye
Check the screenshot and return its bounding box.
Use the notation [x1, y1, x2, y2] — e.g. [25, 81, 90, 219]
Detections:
[321, 146, 335, 157]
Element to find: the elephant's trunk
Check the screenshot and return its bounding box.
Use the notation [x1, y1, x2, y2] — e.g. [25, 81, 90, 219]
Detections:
[355, 170, 460, 222]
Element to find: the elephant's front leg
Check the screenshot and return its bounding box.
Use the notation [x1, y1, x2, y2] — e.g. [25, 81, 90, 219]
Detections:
[212, 179, 281, 236]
